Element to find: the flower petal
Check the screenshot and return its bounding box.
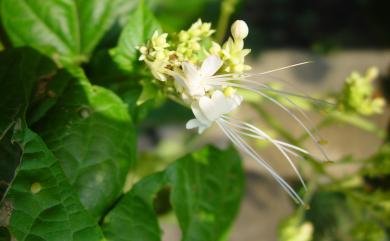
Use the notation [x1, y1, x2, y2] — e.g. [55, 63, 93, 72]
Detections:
[200, 55, 223, 77]
[191, 102, 211, 126]
[174, 75, 186, 88]
[199, 94, 220, 122]
[182, 62, 199, 81]
[186, 119, 202, 129]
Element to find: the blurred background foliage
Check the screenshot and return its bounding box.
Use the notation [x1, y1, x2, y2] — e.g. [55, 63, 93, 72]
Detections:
[89, 0, 390, 240]
[128, 0, 390, 240]
[0, 0, 389, 240]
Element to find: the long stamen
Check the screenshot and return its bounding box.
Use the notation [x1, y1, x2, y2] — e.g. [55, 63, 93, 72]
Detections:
[247, 62, 312, 76]
[217, 120, 305, 204]
[220, 117, 307, 190]
[212, 81, 329, 162]
[208, 76, 333, 106]
[208, 76, 331, 156]
[221, 116, 310, 155]
[235, 79, 329, 146]
[209, 61, 312, 80]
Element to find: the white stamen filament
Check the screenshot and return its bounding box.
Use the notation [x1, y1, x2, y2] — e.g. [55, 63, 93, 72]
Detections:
[220, 116, 307, 190]
[217, 119, 305, 204]
[206, 78, 329, 162]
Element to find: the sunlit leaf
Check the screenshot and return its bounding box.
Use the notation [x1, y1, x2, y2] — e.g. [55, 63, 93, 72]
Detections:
[2, 127, 104, 241]
[1, 0, 134, 64]
[36, 73, 137, 218]
[110, 1, 161, 72]
[103, 146, 244, 241]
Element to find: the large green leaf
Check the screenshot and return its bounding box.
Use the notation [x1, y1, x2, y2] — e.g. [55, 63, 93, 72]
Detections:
[102, 146, 244, 241]
[1, 0, 130, 64]
[110, 1, 161, 72]
[101, 172, 166, 241]
[0, 47, 55, 138]
[2, 127, 104, 241]
[168, 146, 244, 241]
[102, 193, 161, 241]
[36, 74, 136, 218]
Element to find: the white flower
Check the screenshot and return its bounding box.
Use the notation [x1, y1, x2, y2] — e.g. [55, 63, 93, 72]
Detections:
[174, 55, 223, 97]
[231, 20, 249, 40]
[139, 19, 331, 205]
[186, 90, 243, 133]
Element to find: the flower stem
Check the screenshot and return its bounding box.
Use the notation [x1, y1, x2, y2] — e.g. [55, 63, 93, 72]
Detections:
[215, 0, 239, 43]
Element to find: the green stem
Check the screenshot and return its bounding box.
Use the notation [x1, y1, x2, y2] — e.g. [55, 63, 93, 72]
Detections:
[215, 0, 238, 43]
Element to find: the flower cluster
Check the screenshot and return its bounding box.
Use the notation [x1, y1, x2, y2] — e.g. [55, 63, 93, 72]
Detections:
[339, 67, 385, 115]
[138, 20, 251, 131]
[139, 20, 327, 204]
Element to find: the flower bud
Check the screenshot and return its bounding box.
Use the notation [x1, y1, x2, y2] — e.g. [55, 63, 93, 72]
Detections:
[231, 20, 248, 40]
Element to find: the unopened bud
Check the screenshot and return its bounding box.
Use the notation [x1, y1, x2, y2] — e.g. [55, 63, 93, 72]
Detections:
[231, 20, 248, 40]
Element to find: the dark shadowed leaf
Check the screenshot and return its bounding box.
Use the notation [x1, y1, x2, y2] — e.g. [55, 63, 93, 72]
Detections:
[28, 69, 72, 125]
[0, 47, 55, 138]
[0, 130, 21, 200]
[0, 48, 56, 199]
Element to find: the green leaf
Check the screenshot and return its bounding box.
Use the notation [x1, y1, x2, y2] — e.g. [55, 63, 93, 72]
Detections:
[102, 193, 161, 241]
[168, 146, 244, 241]
[2, 127, 104, 241]
[0, 47, 55, 138]
[103, 145, 244, 241]
[36, 73, 136, 218]
[101, 172, 166, 241]
[1, 0, 129, 64]
[110, 1, 161, 72]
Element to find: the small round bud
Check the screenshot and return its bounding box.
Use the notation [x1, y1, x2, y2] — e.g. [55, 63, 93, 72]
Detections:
[231, 20, 248, 40]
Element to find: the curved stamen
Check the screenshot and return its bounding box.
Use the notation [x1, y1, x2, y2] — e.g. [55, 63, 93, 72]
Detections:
[217, 120, 305, 204]
[220, 117, 307, 190]
[210, 81, 330, 162]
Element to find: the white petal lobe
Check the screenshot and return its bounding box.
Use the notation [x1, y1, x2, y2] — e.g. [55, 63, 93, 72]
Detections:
[200, 55, 223, 77]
